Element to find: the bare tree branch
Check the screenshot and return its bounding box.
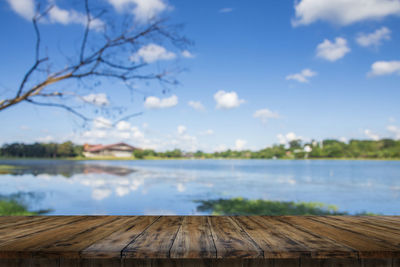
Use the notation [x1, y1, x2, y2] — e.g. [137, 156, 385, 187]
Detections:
[1, 0, 190, 124]
[25, 99, 90, 122]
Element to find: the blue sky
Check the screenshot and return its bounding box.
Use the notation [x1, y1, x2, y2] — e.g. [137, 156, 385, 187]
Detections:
[1, 0, 400, 152]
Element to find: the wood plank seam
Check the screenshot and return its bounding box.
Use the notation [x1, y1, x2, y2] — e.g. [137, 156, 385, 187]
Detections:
[73, 217, 140, 259]
[168, 217, 184, 258]
[207, 216, 218, 259]
[275, 217, 358, 257]
[32, 216, 123, 258]
[307, 216, 400, 254]
[281, 216, 363, 260]
[1, 216, 400, 263]
[0, 216, 89, 248]
[303, 217, 398, 259]
[230, 216, 265, 258]
[120, 216, 161, 259]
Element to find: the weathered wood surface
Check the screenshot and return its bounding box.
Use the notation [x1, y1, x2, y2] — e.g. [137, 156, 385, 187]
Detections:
[0, 216, 399, 266]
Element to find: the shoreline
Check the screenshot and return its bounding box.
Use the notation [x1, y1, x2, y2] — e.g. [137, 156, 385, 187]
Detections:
[1, 157, 400, 161]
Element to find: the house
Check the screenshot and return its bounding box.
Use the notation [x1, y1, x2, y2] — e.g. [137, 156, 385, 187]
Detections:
[83, 143, 139, 158]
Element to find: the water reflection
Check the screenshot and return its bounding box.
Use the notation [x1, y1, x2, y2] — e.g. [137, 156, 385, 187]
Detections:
[0, 159, 399, 215]
[1, 160, 135, 177]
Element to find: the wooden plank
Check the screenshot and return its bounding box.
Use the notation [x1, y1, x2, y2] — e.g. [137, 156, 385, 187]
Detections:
[312, 216, 400, 246]
[34, 216, 132, 258]
[0, 216, 55, 233]
[0, 216, 117, 258]
[283, 216, 400, 258]
[255, 216, 356, 259]
[207, 216, 262, 259]
[0, 216, 47, 228]
[82, 216, 159, 259]
[0, 216, 85, 246]
[233, 216, 310, 259]
[365, 216, 400, 228]
[0, 216, 399, 263]
[170, 216, 216, 259]
[123, 216, 183, 259]
[334, 216, 400, 235]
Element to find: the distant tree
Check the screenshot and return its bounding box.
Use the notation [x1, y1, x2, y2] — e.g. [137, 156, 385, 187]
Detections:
[0, 0, 190, 124]
[289, 139, 302, 150]
[133, 149, 155, 159]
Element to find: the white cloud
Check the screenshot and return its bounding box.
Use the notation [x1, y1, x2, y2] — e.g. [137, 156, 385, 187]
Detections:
[6, 0, 34, 20]
[316, 37, 350, 62]
[253, 109, 280, 123]
[6, 0, 104, 29]
[286, 132, 298, 141]
[219, 7, 233, 13]
[181, 50, 195, 58]
[285, 69, 317, 83]
[116, 121, 131, 131]
[48, 6, 84, 25]
[108, 0, 168, 22]
[364, 129, 380, 140]
[292, 0, 400, 26]
[81, 119, 146, 145]
[356, 27, 391, 47]
[131, 44, 176, 63]
[277, 132, 301, 145]
[177, 125, 186, 135]
[387, 125, 400, 139]
[93, 117, 112, 129]
[92, 188, 111, 200]
[82, 93, 109, 106]
[144, 95, 178, 109]
[368, 61, 400, 76]
[214, 90, 245, 109]
[188, 101, 205, 111]
[235, 139, 247, 150]
[116, 186, 130, 197]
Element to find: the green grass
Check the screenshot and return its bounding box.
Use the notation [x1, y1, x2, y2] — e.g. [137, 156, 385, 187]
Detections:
[0, 199, 38, 215]
[196, 197, 348, 215]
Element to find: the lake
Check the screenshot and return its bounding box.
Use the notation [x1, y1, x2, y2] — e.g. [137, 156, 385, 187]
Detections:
[0, 159, 399, 215]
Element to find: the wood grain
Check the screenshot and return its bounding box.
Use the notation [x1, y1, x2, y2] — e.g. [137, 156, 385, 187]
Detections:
[82, 216, 159, 258]
[170, 216, 216, 259]
[255, 216, 356, 258]
[283, 216, 400, 258]
[123, 216, 183, 259]
[0, 215, 400, 265]
[208, 216, 262, 259]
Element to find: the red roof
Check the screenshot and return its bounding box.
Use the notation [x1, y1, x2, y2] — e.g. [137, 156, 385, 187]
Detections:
[83, 142, 138, 152]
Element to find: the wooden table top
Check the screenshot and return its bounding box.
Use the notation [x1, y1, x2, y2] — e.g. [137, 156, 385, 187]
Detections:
[0, 216, 399, 260]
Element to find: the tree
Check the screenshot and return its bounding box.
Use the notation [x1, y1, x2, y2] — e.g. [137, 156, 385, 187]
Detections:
[289, 139, 302, 150]
[0, 0, 189, 124]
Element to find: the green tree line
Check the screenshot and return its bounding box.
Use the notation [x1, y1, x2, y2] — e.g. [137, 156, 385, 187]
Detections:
[0, 142, 83, 158]
[1, 138, 400, 159]
[134, 138, 400, 159]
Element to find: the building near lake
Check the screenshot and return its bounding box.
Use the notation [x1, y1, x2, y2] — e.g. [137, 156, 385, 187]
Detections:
[83, 143, 139, 158]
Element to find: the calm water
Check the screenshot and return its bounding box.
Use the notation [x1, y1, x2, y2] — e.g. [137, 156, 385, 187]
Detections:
[1, 159, 399, 215]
